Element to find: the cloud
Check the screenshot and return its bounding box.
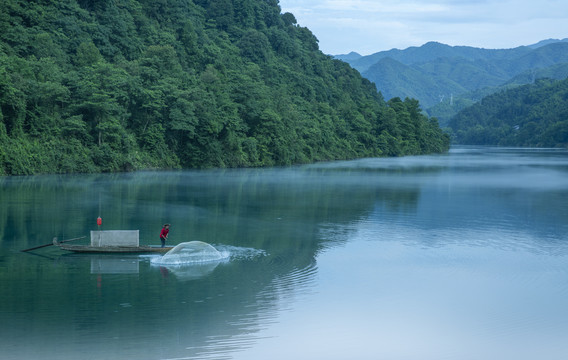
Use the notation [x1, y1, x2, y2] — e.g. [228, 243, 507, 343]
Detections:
[278, 0, 568, 55]
[316, 0, 449, 13]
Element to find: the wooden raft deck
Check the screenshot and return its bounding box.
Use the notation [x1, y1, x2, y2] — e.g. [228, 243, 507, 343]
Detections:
[58, 243, 174, 253]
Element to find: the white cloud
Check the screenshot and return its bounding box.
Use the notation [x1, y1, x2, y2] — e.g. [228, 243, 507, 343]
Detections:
[317, 0, 449, 13]
[278, 0, 568, 55]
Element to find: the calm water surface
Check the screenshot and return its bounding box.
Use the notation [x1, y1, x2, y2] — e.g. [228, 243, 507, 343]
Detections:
[1, 146, 568, 360]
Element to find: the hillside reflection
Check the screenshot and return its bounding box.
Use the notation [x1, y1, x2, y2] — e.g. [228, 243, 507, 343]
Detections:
[2, 147, 568, 359]
[1, 163, 423, 359]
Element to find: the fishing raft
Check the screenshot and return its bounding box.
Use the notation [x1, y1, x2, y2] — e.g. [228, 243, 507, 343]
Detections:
[54, 230, 173, 253]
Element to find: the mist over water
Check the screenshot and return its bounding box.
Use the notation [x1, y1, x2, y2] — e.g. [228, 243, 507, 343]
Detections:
[1, 146, 568, 360]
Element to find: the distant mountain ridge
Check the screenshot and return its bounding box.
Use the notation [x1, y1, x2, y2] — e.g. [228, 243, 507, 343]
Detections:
[528, 38, 568, 49]
[334, 51, 362, 62]
[336, 39, 568, 124]
[341, 39, 568, 73]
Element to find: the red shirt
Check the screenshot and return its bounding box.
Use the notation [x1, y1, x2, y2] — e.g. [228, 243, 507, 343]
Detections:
[160, 227, 169, 239]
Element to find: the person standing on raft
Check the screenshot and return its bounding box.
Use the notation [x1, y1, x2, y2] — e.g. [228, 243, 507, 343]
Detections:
[160, 224, 170, 248]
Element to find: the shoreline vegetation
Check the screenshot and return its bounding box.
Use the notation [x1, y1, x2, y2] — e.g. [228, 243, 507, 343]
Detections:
[0, 0, 449, 176]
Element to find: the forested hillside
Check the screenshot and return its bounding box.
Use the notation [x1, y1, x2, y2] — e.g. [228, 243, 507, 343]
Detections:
[362, 56, 468, 108]
[448, 78, 568, 147]
[337, 40, 568, 123]
[0, 0, 449, 175]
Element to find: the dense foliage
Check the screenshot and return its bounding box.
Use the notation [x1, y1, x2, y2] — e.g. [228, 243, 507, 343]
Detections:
[448, 78, 568, 147]
[0, 0, 449, 175]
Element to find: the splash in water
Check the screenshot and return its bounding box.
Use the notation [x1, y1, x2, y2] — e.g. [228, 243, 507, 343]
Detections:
[151, 241, 230, 265]
[149, 241, 266, 280]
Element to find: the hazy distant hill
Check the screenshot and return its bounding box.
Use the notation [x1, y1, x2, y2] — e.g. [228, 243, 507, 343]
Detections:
[345, 41, 534, 73]
[337, 39, 568, 123]
[427, 58, 568, 125]
[334, 51, 362, 62]
[505, 62, 568, 86]
[448, 77, 568, 147]
[363, 57, 467, 107]
[528, 38, 568, 49]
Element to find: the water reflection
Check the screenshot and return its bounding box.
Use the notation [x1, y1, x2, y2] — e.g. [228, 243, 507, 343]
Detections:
[1, 147, 568, 359]
[90, 256, 140, 274]
[159, 261, 220, 281]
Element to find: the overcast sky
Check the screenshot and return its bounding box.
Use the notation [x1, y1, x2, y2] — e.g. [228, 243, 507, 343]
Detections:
[278, 0, 568, 55]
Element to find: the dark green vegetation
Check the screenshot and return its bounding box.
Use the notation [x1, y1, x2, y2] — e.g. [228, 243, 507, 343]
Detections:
[448, 78, 568, 147]
[0, 0, 449, 175]
[338, 40, 568, 125]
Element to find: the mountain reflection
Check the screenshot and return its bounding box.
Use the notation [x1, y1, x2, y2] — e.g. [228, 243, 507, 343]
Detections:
[2, 147, 568, 359]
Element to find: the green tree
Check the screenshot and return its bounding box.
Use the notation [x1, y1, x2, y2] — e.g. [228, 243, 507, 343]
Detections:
[75, 41, 103, 67]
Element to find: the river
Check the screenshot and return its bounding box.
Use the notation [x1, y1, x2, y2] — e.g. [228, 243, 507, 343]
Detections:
[1, 146, 568, 360]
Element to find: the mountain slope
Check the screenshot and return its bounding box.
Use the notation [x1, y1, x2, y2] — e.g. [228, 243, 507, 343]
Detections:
[428, 60, 568, 126]
[508, 42, 568, 73]
[334, 51, 362, 62]
[362, 57, 467, 107]
[347, 41, 533, 73]
[504, 62, 568, 86]
[447, 78, 568, 147]
[528, 38, 568, 49]
[0, 0, 450, 175]
[338, 40, 568, 122]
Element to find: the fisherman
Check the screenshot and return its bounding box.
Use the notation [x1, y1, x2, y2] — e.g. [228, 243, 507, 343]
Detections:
[160, 224, 170, 248]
